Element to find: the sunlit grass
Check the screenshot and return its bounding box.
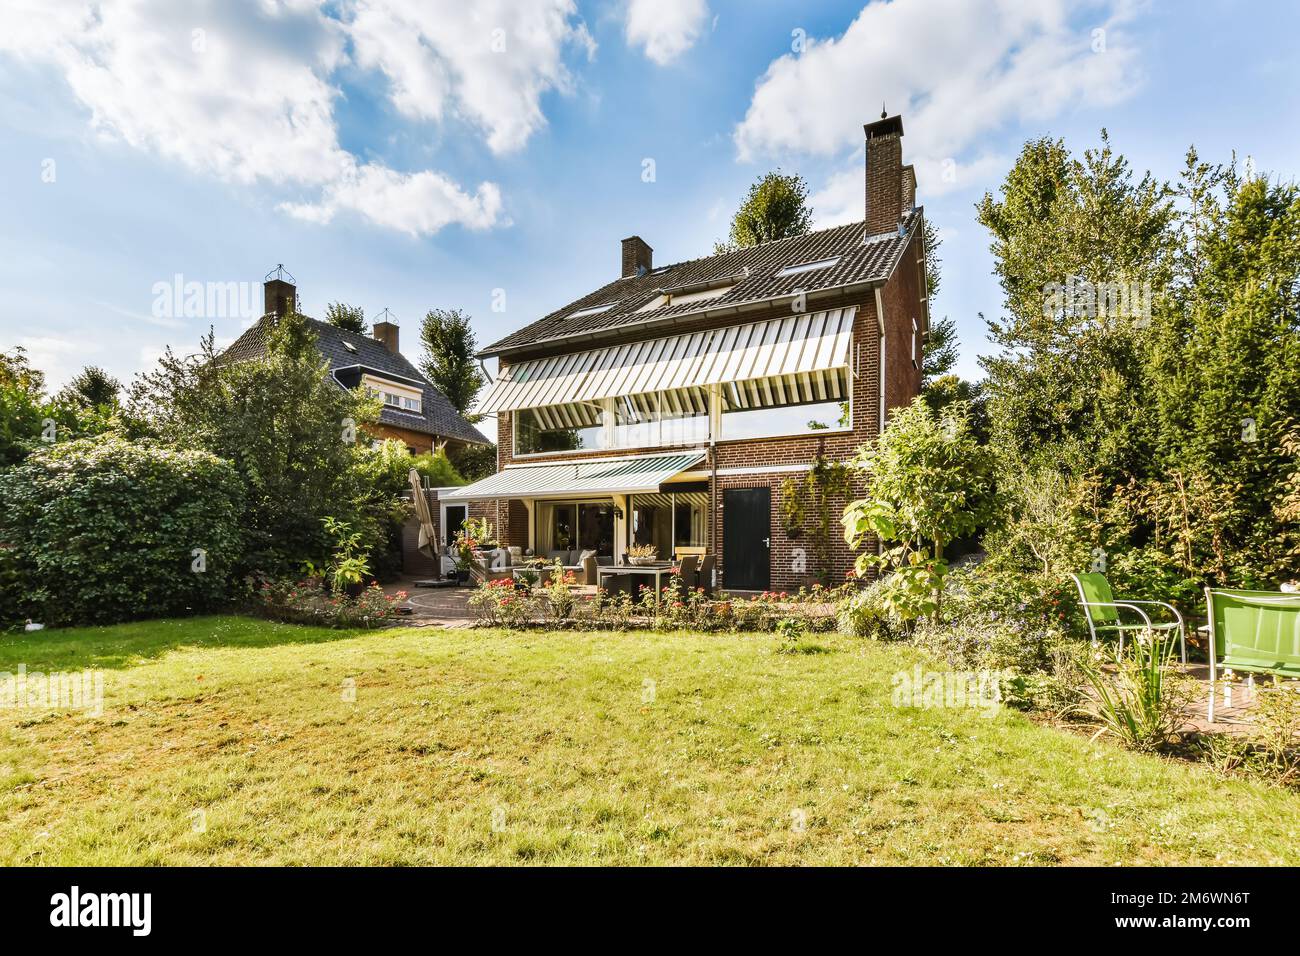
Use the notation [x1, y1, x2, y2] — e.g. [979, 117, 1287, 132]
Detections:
[1, 616, 1296, 865]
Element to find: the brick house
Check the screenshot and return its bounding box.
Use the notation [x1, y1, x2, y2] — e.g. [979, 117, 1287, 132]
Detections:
[222, 272, 488, 458]
[443, 113, 927, 591]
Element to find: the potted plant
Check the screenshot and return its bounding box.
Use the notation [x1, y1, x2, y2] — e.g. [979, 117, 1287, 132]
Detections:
[451, 528, 478, 585]
[627, 543, 658, 566]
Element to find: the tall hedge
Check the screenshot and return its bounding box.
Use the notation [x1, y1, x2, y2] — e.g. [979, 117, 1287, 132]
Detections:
[0, 437, 243, 626]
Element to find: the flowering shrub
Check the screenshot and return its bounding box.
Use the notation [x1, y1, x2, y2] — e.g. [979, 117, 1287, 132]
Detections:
[468, 577, 535, 627]
[252, 576, 406, 628]
[543, 560, 578, 621]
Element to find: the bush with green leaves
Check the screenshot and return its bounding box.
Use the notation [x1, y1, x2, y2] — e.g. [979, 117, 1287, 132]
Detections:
[125, 316, 379, 579]
[0, 437, 243, 626]
[842, 397, 996, 622]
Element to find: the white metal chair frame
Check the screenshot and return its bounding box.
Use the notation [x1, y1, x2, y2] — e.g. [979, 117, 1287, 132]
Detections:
[1071, 574, 1187, 664]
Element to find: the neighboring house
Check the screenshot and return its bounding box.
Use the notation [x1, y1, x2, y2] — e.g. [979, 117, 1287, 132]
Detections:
[442, 113, 927, 590]
[222, 274, 488, 457]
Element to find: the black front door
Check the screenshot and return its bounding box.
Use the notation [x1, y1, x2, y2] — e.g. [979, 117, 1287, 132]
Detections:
[723, 487, 771, 591]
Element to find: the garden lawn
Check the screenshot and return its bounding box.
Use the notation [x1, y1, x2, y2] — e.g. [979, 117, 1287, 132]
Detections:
[1, 616, 1297, 865]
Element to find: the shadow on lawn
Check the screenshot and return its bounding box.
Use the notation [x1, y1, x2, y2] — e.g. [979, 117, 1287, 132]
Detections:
[0, 614, 374, 672]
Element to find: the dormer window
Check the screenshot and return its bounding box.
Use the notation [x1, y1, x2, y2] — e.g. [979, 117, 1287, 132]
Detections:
[361, 373, 423, 414]
[775, 256, 840, 278]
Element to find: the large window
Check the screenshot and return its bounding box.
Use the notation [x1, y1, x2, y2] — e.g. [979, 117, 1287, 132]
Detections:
[612, 390, 709, 450]
[515, 406, 604, 454]
[720, 375, 848, 440]
[538, 500, 615, 558]
[629, 491, 707, 560]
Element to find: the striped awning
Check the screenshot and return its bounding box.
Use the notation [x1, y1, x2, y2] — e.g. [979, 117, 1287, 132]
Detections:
[477, 307, 856, 415]
[440, 451, 705, 501]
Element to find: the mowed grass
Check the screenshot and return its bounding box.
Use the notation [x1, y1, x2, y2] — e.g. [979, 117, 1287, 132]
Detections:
[1, 616, 1297, 865]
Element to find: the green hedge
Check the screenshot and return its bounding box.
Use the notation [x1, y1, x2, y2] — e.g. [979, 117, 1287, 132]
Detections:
[0, 437, 243, 626]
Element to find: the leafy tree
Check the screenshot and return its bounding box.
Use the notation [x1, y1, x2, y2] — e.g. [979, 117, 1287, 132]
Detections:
[843, 397, 995, 620]
[58, 365, 121, 410]
[921, 218, 943, 300]
[715, 170, 813, 253]
[921, 315, 959, 382]
[325, 301, 366, 334]
[451, 441, 498, 483]
[1134, 154, 1300, 589]
[419, 308, 485, 419]
[976, 132, 1176, 492]
[922, 374, 988, 441]
[0, 348, 91, 467]
[125, 315, 381, 577]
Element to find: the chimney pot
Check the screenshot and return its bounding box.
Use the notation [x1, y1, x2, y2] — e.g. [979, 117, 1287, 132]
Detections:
[373, 319, 399, 354]
[263, 277, 296, 318]
[621, 236, 653, 278]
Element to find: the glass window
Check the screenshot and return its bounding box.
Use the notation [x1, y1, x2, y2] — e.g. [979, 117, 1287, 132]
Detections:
[578, 503, 614, 558]
[673, 492, 707, 549]
[720, 374, 849, 439]
[550, 504, 575, 551]
[628, 491, 707, 559]
[612, 390, 709, 449]
[516, 406, 604, 454]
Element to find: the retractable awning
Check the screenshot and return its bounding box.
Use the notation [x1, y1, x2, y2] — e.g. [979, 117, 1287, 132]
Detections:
[476, 307, 855, 415]
[440, 451, 705, 501]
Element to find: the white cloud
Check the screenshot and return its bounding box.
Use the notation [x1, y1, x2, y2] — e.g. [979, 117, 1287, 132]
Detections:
[281, 164, 503, 236]
[0, 0, 592, 235]
[735, 0, 1144, 214]
[350, 0, 594, 155]
[625, 0, 709, 65]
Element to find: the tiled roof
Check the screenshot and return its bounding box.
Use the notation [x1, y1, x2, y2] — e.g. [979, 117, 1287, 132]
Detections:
[480, 211, 920, 357]
[220, 316, 488, 445]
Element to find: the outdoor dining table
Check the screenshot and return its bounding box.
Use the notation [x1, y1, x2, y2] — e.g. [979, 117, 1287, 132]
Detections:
[596, 563, 675, 605]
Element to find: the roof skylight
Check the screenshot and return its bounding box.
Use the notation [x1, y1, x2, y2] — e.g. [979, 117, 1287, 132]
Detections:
[342, 340, 358, 353]
[568, 303, 616, 319]
[775, 256, 840, 278]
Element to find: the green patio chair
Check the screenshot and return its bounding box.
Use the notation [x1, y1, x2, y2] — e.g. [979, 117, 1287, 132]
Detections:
[1071, 572, 1186, 664]
[1204, 587, 1300, 722]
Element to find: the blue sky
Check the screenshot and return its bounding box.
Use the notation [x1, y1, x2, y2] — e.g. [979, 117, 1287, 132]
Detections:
[1, 0, 1297, 415]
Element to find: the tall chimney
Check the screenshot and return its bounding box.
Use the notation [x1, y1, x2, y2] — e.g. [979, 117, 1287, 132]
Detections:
[864, 113, 908, 235]
[373, 318, 399, 354]
[621, 236, 653, 278]
[263, 266, 296, 317]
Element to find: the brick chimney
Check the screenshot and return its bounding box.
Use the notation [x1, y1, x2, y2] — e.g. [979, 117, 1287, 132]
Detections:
[621, 236, 653, 277]
[373, 318, 399, 354]
[864, 113, 912, 235]
[263, 267, 296, 317]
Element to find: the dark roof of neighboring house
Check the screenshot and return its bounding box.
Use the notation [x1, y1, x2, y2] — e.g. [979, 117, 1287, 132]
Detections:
[221, 315, 488, 445]
[480, 210, 921, 358]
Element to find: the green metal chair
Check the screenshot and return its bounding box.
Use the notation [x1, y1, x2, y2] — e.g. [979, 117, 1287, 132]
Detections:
[1071, 572, 1186, 664]
[1204, 588, 1300, 722]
